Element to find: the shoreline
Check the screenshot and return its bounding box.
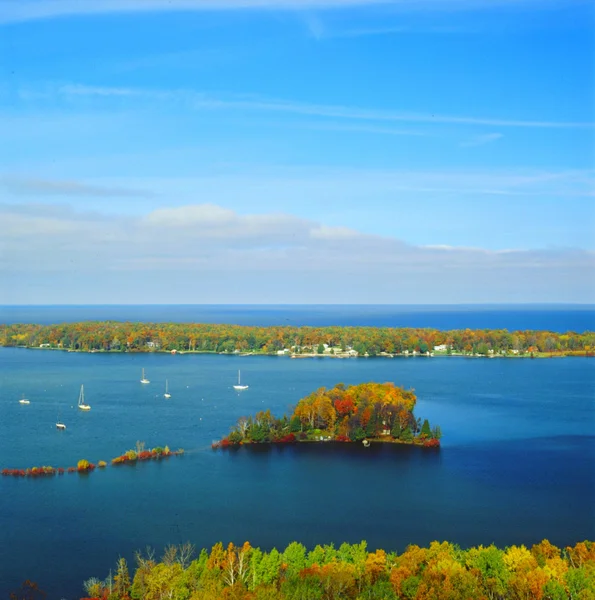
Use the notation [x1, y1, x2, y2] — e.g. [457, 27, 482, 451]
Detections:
[212, 437, 440, 450]
[6, 346, 592, 359]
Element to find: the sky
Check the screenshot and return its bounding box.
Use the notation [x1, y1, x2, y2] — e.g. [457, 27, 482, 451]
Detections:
[0, 0, 594, 304]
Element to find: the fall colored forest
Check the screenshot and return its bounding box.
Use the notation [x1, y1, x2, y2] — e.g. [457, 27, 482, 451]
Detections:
[24, 538, 591, 600]
[217, 382, 440, 447]
[1, 321, 593, 357]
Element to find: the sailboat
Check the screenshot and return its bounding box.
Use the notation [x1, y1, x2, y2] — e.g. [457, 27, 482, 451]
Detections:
[140, 368, 150, 384]
[164, 379, 171, 399]
[56, 410, 66, 430]
[77, 384, 91, 411]
[19, 393, 30, 405]
[233, 370, 249, 391]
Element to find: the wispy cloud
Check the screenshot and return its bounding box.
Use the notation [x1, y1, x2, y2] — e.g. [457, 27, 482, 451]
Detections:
[0, 176, 154, 198]
[55, 84, 595, 130]
[0, 0, 583, 24]
[305, 21, 474, 39]
[460, 132, 504, 147]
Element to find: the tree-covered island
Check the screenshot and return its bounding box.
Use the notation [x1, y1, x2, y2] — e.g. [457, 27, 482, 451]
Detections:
[213, 382, 441, 449]
[1, 321, 593, 358]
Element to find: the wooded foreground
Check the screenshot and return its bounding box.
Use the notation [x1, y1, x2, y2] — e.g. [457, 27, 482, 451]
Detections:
[56, 538, 595, 600]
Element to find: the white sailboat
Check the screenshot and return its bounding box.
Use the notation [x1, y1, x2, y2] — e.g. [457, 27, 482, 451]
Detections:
[19, 393, 30, 405]
[233, 370, 249, 391]
[56, 410, 66, 430]
[140, 368, 150, 384]
[164, 379, 171, 399]
[77, 384, 91, 411]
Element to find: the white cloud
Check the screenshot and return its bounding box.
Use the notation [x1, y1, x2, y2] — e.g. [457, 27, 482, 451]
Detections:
[1, 201, 593, 304]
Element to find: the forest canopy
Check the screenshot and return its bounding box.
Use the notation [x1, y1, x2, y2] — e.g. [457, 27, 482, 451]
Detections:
[75, 538, 595, 600]
[0, 321, 593, 357]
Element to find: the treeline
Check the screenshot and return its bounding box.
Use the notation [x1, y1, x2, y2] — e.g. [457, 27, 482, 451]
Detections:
[1, 321, 593, 356]
[74, 538, 595, 600]
[219, 382, 440, 447]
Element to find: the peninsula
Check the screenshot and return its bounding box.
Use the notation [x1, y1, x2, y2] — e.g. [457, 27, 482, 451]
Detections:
[213, 382, 441, 449]
[0, 321, 593, 358]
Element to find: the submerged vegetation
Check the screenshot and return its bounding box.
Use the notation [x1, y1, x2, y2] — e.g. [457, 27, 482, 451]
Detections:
[111, 443, 181, 464]
[76, 538, 595, 600]
[1, 321, 593, 357]
[214, 382, 441, 449]
[1, 443, 183, 478]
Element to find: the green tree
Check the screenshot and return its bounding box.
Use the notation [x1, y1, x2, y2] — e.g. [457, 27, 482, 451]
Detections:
[401, 426, 413, 442]
[282, 542, 307, 579]
[256, 548, 282, 586]
[420, 419, 431, 438]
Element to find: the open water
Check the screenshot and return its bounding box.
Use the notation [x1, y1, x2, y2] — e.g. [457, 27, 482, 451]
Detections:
[0, 306, 594, 598]
[1, 304, 594, 332]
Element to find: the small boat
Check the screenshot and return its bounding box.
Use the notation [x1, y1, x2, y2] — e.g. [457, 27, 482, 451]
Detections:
[56, 411, 66, 430]
[140, 368, 150, 384]
[77, 384, 91, 411]
[164, 379, 171, 399]
[19, 394, 30, 405]
[233, 370, 248, 391]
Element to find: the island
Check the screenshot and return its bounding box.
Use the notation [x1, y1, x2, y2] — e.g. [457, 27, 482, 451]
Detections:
[1, 321, 593, 358]
[213, 382, 441, 449]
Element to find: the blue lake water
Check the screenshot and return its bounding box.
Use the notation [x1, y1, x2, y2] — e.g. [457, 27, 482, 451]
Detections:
[1, 304, 594, 332]
[0, 346, 594, 598]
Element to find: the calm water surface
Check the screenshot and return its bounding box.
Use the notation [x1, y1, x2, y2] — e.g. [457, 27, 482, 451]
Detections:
[1, 304, 594, 332]
[0, 348, 593, 598]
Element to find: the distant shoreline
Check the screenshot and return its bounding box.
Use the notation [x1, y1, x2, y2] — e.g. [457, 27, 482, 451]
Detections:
[1, 321, 593, 358]
[7, 346, 591, 359]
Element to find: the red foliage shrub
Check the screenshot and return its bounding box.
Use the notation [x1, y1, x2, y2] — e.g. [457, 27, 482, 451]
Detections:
[58, 468, 65, 475]
[423, 438, 440, 448]
[138, 451, 153, 460]
[67, 467, 76, 473]
[335, 435, 351, 443]
[277, 433, 296, 443]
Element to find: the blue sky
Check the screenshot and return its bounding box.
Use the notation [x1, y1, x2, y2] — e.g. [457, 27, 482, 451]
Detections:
[0, 0, 593, 303]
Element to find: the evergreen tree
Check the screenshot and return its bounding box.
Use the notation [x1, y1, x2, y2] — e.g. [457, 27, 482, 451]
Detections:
[421, 419, 431, 438]
[401, 426, 414, 442]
